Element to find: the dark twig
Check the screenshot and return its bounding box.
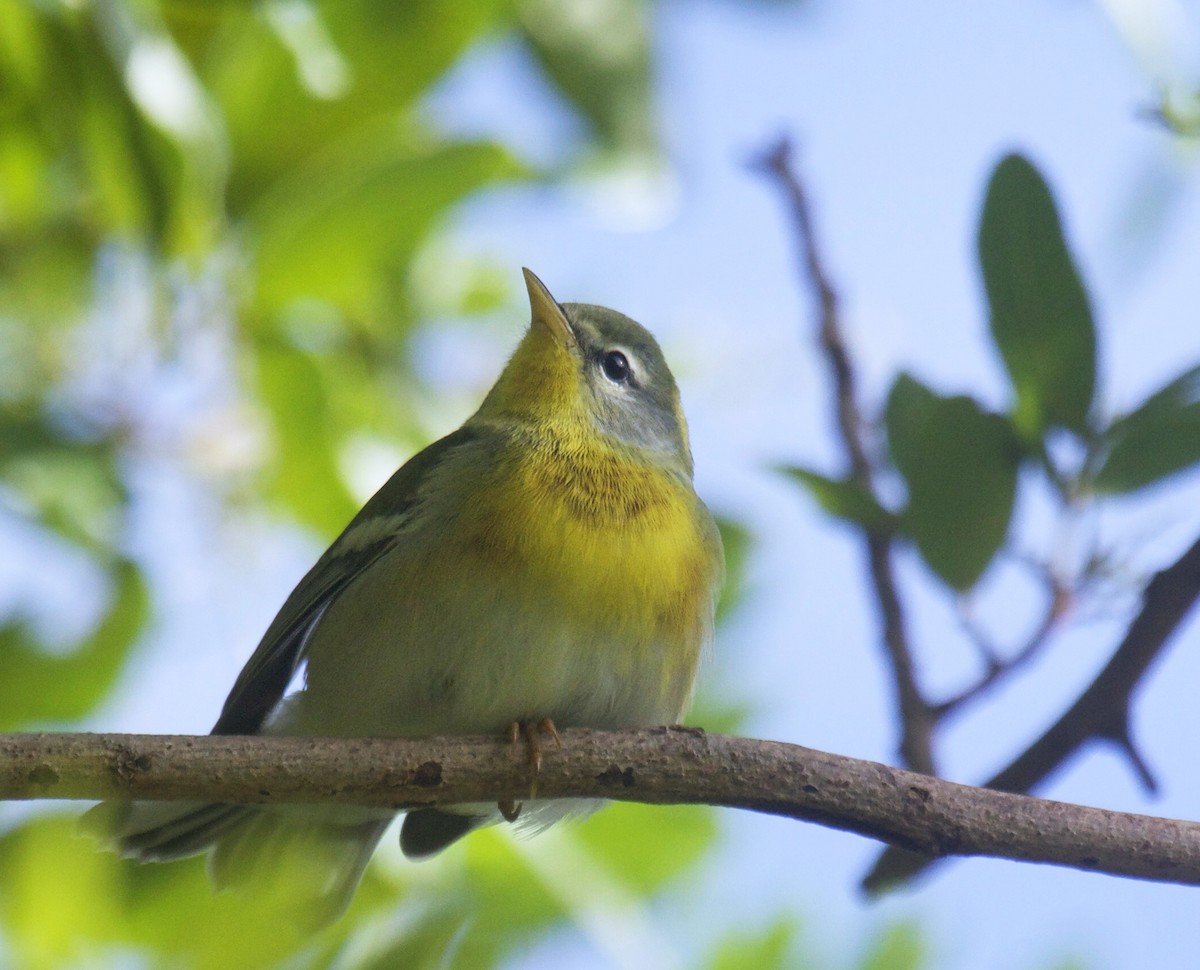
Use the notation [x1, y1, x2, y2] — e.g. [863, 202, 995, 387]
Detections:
[6, 728, 1200, 888]
[863, 533, 1200, 893]
[934, 582, 1072, 718]
[753, 136, 935, 774]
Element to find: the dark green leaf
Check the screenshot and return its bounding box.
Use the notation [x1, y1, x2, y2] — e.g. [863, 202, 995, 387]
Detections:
[1092, 365, 1200, 492]
[979, 153, 1096, 438]
[779, 465, 895, 532]
[886, 374, 1021, 589]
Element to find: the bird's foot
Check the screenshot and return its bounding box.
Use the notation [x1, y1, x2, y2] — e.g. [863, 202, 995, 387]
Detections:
[505, 718, 561, 800]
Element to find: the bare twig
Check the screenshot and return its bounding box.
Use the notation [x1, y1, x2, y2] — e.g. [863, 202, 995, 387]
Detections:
[935, 582, 1072, 718]
[863, 533, 1200, 893]
[5, 728, 1200, 888]
[753, 135, 936, 775]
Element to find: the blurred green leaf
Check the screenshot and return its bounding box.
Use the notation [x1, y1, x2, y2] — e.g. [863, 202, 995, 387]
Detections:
[0, 3, 205, 262]
[856, 921, 926, 970]
[886, 374, 1021, 589]
[0, 559, 148, 730]
[0, 815, 128, 970]
[715, 515, 752, 619]
[0, 410, 71, 464]
[249, 133, 526, 325]
[978, 153, 1096, 439]
[455, 832, 572, 968]
[73, 15, 180, 248]
[686, 697, 752, 735]
[575, 803, 717, 895]
[1091, 365, 1200, 493]
[190, 0, 506, 209]
[354, 903, 473, 970]
[2, 439, 126, 552]
[779, 465, 895, 532]
[256, 339, 360, 535]
[709, 917, 801, 970]
[517, 0, 655, 156]
[0, 814, 382, 970]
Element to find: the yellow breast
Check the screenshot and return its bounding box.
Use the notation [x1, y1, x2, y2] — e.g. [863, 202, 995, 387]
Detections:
[456, 422, 721, 652]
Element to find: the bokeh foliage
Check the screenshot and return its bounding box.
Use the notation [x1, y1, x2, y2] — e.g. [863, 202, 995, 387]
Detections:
[0, 1, 762, 967]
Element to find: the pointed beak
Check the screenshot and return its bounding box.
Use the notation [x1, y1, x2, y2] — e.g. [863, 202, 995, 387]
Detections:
[523, 267, 575, 351]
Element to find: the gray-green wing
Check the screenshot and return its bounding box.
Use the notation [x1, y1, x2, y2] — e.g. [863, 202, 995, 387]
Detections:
[211, 425, 482, 735]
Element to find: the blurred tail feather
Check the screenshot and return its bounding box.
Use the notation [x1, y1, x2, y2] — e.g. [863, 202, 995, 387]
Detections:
[84, 799, 390, 927]
[82, 800, 251, 861]
[209, 811, 390, 925]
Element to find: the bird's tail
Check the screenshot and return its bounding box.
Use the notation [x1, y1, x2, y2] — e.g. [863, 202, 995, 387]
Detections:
[83, 800, 391, 926]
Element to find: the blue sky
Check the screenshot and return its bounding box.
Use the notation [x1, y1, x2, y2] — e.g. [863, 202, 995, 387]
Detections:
[85, 2, 1200, 967]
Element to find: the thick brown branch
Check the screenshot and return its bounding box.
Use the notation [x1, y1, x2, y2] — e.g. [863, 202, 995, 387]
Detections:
[753, 135, 934, 773]
[4, 728, 1200, 888]
[863, 533, 1200, 893]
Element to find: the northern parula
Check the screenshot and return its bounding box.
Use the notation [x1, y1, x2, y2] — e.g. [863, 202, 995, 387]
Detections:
[93, 269, 724, 923]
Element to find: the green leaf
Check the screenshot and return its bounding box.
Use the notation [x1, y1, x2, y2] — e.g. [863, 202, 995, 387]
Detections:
[709, 918, 800, 970]
[1, 441, 126, 551]
[779, 465, 895, 532]
[1092, 364, 1200, 493]
[686, 696, 752, 735]
[0, 815, 129, 968]
[455, 833, 571, 968]
[885, 374, 1021, 590]
[518, 0, 655, 156]
[198, 0, 505, 206]
[575, 803, 717, 895]
[856, 921, 926, 970]
[256, 339, 360, 535]
[978, 153, 1096, 438]
[715, 515, 752, 620]
[0, 559, 148, 730]
[0, 815, 366, 969]
[249, 132, 526, 323]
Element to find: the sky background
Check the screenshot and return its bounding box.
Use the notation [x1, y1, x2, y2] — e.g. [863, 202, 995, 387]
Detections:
[80, 2, 1200, 967]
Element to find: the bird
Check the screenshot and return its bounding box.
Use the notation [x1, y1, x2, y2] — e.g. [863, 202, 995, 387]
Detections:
[88, 268, 724, 925]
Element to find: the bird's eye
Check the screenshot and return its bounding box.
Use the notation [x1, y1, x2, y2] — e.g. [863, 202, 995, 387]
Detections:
[601, 350, 631, 383]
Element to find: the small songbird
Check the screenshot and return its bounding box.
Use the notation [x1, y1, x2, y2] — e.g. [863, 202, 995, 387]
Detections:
[90, 269, 724, 924]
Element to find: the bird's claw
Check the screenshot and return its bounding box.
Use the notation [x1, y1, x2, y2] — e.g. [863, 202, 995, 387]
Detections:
[506, 718, 561, 798]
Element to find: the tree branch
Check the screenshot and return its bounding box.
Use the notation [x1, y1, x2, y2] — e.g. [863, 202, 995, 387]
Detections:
[4, 728, 1200, 888]
[933, 580, 1071, 718]
[752, 135, 936, 775]
[862, 533, 1200, 892]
